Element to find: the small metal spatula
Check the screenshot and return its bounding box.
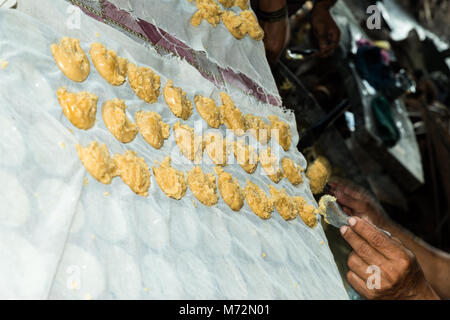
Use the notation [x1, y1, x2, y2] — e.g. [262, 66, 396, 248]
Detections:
[320, 196, 392, 237]
[323, 199, 350, 228]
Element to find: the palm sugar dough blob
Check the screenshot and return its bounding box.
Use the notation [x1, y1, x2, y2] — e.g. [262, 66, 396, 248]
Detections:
[163, 80, 193, 120]
[56, 87, 98, 130]
[219, 0, 248, 10]
[219, 92, 246, 136]
[269, 185, 298, 221]
[235, 0, 249, 10]
[76, 141, 118, 184]
[293, 196, 317, 228]
[240, 10, 264, 40]
[194, 95, 221, 128]
[245, 180, 273, 219]
[219, 0, 249, 9]
[114, 150, 151, 197]
[214, 166, 244, 211]
[0, 59, 8, 69]
[233, 141, 258, 174]
[204, 132, 228, 166]
[173, 121, 204, 163]
[245, 114, 271, 144]
[127, 62, 161, 104]
[152, 157, 187, 200]
[222, 10, 247, 40]
[89, 42, 128, 86]
[135, 111, 170, 149]
[218, 0, 234, 7]
[221, 9, 263, 40]
[259, 147, 283, 183]
[191, 0, 222, 27]
[102, 98, 138, 143]
[51, 37, 90, 82]
[305, 156, 331, 194]
[187, 166, 219, 206]
[268, 115, 292, 151]
[281, 157, 304, 185]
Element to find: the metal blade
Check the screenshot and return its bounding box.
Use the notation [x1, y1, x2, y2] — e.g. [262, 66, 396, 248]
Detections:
[324, 200, 350, 228]
[323, 198, 392, 237]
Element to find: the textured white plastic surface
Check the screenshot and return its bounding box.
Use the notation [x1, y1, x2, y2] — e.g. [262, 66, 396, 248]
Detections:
[0, 2, 348, 299]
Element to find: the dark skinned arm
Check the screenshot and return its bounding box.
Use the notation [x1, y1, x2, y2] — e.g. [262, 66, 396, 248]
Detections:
[340, 216, 440, 299]
[257, 0, 290, 66]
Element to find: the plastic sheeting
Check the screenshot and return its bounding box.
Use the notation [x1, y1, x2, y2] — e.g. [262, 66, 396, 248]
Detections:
[0, 1, 348, 299]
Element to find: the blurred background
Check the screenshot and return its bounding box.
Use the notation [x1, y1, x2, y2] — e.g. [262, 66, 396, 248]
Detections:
[269, 0, 449, 296]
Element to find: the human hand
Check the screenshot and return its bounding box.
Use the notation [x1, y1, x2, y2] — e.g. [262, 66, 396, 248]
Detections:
[328, 178, 390, 229]
[310, 0, 340, 58]
[341, 217, 440, 300]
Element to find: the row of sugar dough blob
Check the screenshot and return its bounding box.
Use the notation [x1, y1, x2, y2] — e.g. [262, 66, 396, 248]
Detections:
[76, 141, 318, 228]
[78, 137, 305, 189]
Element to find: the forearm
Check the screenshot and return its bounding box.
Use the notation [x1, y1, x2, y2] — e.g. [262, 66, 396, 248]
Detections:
[257, 0, 286, 11]
[383, 220, 450, 299]
[313, 0, 336, 10]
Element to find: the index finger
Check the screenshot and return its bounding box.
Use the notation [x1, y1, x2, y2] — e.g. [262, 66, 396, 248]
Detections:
[329, 178, 371, 202]
[341, 224, 387, 265]
[349, 217, 401, 260]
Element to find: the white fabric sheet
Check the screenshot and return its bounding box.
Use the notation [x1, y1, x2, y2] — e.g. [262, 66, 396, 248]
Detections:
[0, 1, 348, 299]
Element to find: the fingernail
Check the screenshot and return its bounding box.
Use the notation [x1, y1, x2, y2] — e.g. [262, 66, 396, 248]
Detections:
[340, 226, 348, 235]
[349, 217, 356, 226]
